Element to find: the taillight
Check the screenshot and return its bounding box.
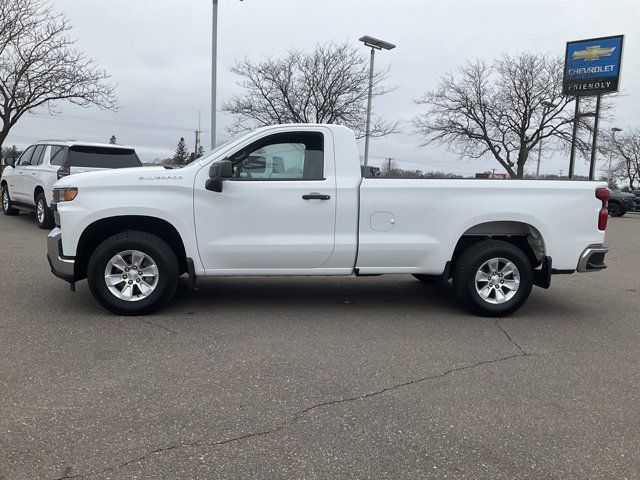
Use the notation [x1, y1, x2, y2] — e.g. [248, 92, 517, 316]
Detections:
[596, 188, 609, 231]
[57, 165, 70, 180]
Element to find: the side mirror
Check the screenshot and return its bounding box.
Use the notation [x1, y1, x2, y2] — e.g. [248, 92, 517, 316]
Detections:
[205, 159, 233, 193]
[3, 157, 16, 168]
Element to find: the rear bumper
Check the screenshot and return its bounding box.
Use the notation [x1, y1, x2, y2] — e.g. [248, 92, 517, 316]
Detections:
[577, 244, 608, 272]
[47, 227, 76, 284]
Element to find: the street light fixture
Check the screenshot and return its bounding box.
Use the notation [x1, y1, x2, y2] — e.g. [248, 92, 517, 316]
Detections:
[535, 100, 558, 178]
[359, 36, 396, 166]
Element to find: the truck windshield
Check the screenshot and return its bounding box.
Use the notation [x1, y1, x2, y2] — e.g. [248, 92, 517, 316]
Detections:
[67, 146, 142, 168]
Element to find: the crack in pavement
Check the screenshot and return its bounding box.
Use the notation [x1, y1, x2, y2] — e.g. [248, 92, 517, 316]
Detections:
[52, 351, 530, 480]
[495, 319, 527, 356]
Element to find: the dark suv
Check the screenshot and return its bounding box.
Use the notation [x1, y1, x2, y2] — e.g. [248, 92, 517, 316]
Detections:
[608, 191, 636, 217]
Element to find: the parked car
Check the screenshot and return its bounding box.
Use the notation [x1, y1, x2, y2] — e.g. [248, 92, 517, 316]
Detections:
[48, 124, 610, 317]
[607, 191, 636, 217]
[632, 190, 640, 211]
[1, 141, 142, 229]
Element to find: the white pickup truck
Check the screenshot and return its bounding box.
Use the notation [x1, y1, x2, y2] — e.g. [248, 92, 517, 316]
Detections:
[47, 124, 610, 316]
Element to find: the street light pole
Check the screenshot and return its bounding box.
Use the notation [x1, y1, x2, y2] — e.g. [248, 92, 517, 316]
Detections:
[211, 0, 218, 150]
[535, 100, 558, 178]
[364, 47, 375, 167]
[359, 36, 395, 166]
[608, 127, 622, 184]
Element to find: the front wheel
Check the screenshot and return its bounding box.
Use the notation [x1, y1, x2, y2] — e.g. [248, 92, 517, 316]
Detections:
[87, 231, 179, 315]
[452, 240, 533, 317]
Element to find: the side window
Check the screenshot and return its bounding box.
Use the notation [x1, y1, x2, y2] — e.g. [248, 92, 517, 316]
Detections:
[230, 132, 324, 181]
[31, 145, 46, 166]
[50, 146, 67, 166]
[17, 146, 35, 166]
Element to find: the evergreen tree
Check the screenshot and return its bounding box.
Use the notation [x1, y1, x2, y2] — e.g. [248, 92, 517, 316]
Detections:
[196, 145, 205, 158]
[109, 135, 117, 144]
[172, 137, 190, 165]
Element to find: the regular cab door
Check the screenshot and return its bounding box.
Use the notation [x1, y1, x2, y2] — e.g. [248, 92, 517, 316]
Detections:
[194, 129, 337, 273]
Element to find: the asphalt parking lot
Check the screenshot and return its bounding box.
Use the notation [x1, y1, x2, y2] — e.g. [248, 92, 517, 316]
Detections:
[1, 212, 639, 480]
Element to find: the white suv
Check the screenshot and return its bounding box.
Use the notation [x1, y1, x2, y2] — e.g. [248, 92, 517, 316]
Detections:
[1, 141, 142, 228]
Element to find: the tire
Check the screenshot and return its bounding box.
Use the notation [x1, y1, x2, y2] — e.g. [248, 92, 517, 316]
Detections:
[35, 192, 55, 229]
[1, 184, 19, 216]
[608, 202, 622, 217]
[87, 231, 179, 315]
[452, 240, 533, 317]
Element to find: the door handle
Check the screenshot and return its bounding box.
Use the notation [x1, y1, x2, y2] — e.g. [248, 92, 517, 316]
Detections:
[31, 172, 36, 175]
[302, 193, 331, 200]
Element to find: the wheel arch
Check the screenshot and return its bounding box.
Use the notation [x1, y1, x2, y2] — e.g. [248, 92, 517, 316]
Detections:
[448, 221, 546, 277]
[75, 215, 188, 281]
[34, 185, 45, 203]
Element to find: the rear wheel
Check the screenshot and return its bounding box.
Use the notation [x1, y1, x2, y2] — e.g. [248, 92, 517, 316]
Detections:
[2, 184, 19, 216]
[87, 231, 179, 315]
[35, 192, 55, 229]
[452, 240, 533, 317]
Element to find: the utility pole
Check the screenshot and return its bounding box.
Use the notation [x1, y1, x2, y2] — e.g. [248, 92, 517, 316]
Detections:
[194, 129, 201, 158]
[535, 100, 558, 178]
[194, 110, 202, 158]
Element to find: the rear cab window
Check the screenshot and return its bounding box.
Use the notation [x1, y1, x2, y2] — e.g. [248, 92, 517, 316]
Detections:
[67, 146, 142, 169]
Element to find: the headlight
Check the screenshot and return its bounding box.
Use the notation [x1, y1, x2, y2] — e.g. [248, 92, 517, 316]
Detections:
[53, 187, 78, 203]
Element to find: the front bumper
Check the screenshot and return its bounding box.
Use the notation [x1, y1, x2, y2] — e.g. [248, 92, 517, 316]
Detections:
[577, 244, 608, 272]
[47, 227, 76, 284]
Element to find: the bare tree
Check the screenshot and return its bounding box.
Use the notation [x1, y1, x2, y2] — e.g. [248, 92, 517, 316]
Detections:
[413, 53, 601, 178]
[0, 0, 116, 150]
[601, 129, 640, 189]
[223, 42, 397, 138]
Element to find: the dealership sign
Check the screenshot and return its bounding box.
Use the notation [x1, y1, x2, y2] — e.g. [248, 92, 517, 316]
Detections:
[563, 35, 624, 96]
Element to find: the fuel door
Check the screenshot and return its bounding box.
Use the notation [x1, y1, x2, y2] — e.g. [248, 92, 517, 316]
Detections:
[370, 211, 395, 232]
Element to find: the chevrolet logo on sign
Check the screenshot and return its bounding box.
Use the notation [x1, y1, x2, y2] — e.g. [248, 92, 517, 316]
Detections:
[572, 45, 616, 62]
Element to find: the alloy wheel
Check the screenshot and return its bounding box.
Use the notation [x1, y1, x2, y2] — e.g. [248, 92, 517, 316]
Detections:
[36, 199, 45, 224]
[474, 257, 520, 304]
[104, 250, 159, 302]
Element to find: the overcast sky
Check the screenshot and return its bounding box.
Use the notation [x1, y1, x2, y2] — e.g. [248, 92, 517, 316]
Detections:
[5, 0, 639, 177]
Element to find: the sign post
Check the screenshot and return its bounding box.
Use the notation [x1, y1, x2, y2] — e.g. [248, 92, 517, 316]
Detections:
[563, 35, 624, 179]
